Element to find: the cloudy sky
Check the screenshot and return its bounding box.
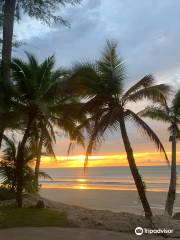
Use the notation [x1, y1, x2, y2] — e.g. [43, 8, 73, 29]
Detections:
[13, 0, 180, 165]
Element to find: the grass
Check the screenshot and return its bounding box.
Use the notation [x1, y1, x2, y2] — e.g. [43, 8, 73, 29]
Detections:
[0, 187, 16, 201]
[0, 207, 69, 228]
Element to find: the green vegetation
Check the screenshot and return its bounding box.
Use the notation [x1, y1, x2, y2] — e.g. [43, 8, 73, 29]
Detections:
[0, 207, 69, 228]
[0, 187, 16, 201]
[0, 137, 52, 194]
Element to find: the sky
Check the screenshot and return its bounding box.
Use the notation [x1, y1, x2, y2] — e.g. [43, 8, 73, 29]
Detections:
[13, 0, 180, 167]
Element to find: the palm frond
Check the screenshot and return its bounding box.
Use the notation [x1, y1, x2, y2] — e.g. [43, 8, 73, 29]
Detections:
[38, 171, 53, 180]
[126, 109, 169, 165]
[122, 75, 155, 103]
[172, 89, 180, 115]
[138, 106, 170, 123]
[2, 135, 16, 163]
[84, 108, 121, 170]
[98, 40, 125, 95]
[127, 84, 170, 105]
[70, 62, 100, 96]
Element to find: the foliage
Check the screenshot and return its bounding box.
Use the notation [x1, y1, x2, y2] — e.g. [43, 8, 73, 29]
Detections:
[0, 136, 51, 193]
[11, 53, 85, 155]
[70, 40, 170, 168]
[0, 0, 81, 26]
[139, 89, 180, 139]
[69, 40, 171, 217]
[0, 53, 86, 204]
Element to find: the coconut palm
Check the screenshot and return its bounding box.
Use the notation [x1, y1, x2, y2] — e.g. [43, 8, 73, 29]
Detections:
[139, 89, 180, 216]
[10, 53, 65, 206]
[11, 53, 85, 206]
[71, 41, 170, 218]
[0, 136, 52, 194]
[0, 67, 21, 149]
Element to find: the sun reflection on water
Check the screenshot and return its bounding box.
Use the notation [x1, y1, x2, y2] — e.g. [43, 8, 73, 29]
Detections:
[77, 178, 87, 183]
[74, 178, 88, 189]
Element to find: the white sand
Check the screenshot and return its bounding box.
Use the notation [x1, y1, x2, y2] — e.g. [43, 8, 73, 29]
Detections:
[40, 188, 180, 215]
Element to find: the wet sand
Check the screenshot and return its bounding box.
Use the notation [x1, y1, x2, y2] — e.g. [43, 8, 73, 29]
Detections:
[40, 188, 180, 215]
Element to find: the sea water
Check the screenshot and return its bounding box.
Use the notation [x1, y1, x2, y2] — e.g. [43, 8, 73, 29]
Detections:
[40, 166, 180, 192]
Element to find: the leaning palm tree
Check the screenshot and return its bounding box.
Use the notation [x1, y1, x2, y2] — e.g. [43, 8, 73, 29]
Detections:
[71, 41, 170, 218]
[139, 89, 180, 216]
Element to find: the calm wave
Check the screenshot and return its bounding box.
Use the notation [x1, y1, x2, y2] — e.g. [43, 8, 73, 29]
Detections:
[40, 166, 180, 192]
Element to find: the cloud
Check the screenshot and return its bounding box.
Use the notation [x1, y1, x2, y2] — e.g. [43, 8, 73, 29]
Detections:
[14, 15, 58, 41]
[15, 0, 180, 86]
[13, 0, 180, 155]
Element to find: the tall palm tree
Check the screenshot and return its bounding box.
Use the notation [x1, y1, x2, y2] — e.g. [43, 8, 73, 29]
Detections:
[11, 53, 85, 206]
[71, 41, 170, 218]
[139, 89, 180, 216]
[11, 53, 65, 206]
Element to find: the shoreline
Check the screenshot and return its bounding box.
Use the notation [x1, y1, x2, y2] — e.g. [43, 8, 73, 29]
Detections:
[40, 188, 180, 215]
[41, 186, 180, 193]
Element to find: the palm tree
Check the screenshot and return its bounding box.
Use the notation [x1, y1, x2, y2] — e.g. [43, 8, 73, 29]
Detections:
[0, 136, 51, 194]
[139, 89, 180, 216]
[0, 66, 20, 148]
[11, 53, 85, 206]
[71, 41, 170, 218]
[11, 53, 64, 206]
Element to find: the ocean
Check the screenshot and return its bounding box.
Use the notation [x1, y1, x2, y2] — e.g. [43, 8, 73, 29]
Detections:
[40, 166, 180, 193]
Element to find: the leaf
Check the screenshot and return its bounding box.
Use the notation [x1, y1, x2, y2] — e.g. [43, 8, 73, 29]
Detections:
[126, 109, 169, 165]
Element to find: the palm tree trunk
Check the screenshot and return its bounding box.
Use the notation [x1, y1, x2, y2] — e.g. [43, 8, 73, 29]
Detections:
[119, 117, 152, 218]
[16, 116, 33, 208]
[0, 126, 5, 149]
[165, 130, 177, 216]
[2, 0, 16, 82]
[0, 133, 3, 148]
[34, 135, 43, 192]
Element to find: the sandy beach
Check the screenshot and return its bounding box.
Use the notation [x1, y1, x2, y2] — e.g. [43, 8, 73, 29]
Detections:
[40, 188, 180, 215]
[1, 190, 180, 239]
